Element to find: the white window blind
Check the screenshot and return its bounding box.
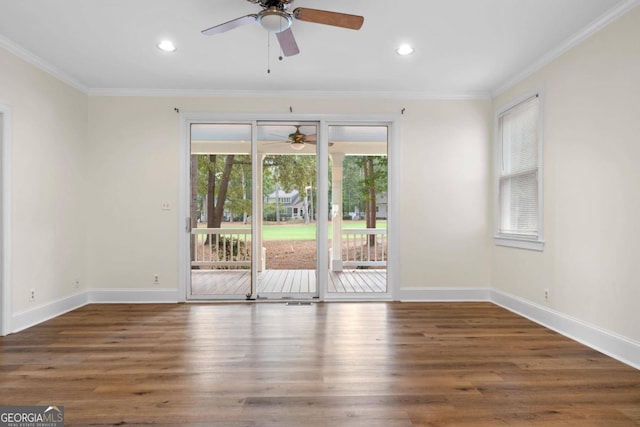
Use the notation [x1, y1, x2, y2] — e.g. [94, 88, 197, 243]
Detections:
[498, 96, 540, 238]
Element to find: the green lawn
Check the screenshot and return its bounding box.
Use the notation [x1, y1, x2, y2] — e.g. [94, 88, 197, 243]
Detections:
[219, 220, 387, 241]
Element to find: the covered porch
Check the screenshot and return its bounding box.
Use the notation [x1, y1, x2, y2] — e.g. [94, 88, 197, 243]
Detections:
[190, 226, 387, 297]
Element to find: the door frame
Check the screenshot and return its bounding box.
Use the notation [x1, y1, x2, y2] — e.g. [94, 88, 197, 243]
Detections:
[0, 104, 13, 335]
[178, 113, 400, 302]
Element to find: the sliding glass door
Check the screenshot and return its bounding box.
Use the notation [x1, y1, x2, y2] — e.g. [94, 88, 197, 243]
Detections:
[183, 117, 395, 301]
[326, 125, 389, 297]
[256, 122, 319, 300]
[189, 123, 253, 299]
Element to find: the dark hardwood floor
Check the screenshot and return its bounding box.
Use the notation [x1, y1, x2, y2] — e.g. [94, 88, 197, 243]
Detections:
[1, 302, 639, 426]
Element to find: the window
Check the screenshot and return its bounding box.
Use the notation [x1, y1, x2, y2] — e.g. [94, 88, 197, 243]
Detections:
[495, 94, 544, 251]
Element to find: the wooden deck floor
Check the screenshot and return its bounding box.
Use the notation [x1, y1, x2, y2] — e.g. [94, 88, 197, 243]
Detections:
[2, 302, 639, 426]
[191, 269, 387, 296]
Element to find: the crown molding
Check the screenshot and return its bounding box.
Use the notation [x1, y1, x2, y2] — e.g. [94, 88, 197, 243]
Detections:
[87, 87, 491, 101]
[492, 0, 640, 97]
[0, 34, 88, 94]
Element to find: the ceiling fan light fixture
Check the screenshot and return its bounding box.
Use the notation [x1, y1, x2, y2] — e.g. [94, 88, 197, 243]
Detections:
[258, 9, 292, 33]
[290, 141, 305, 151]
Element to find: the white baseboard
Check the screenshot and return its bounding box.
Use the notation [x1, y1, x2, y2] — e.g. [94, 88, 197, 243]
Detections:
[491, 290, 640, 370]
[88, 288, 180, 303]
[399, 287, 491, 302]
[9, 288, 180, 333]
[11, 291, 89, 333]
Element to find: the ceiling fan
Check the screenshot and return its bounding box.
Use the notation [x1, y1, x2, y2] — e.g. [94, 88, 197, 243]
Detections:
[284, 126, 336, 150]
[262, 125, 334, 151]
[287, 125, 315, 150]
[201, 0, 364, 57]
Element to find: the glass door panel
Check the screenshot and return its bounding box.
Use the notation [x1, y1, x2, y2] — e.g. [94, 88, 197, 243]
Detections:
[256, 122, 319, 299]
[189, 123, 253, 299]
[327, 125, 389, 295]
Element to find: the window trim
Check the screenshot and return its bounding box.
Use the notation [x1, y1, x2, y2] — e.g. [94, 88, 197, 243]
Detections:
[494, 90, 545, 251]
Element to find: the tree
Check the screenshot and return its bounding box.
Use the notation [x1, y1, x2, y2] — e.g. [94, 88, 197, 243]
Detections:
[342, 156, 365, 218]
[204, 154, 234, 229]
[344, 155, 387, 244]
[364, 157, 376, 237]
[196, 154, 252, 229]
[190, 155, 199, 262]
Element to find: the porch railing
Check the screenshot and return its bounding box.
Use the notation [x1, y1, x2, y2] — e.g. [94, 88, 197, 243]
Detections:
[191, 228, 251, 269]
[342, 228, 387, 268]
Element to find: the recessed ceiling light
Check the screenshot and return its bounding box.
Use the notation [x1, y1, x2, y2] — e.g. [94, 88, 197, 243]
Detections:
[157, 40, 176, 52]
[396, 44, 414, 56]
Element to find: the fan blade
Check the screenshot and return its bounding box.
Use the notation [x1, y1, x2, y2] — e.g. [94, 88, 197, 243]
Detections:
[275, 28, 300, 57]
[293, 8, 364, 30]
[201, 14, 257, 36]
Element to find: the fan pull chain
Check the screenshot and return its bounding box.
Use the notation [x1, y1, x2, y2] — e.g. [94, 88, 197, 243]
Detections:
[278, 17, 284, 61]
[267, 32, 271, 74]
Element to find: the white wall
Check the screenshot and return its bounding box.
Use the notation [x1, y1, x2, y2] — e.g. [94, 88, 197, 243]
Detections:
[86, 96, 492, 293]
[400, 100, 492, 288]
[493, 6, 640, 342]
[0, 47, 88, 315]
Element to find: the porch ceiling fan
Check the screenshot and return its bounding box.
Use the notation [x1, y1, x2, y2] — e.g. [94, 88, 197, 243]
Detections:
[201, 0, 364, 57]
[262, 125, 333, 151]
[286, 125, 316, 150]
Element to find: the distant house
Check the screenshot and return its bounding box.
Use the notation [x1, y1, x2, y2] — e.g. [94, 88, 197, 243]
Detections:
[349, 193, 388, 220]
[376, 193, 388, 219]
[265, 189, 306, 220]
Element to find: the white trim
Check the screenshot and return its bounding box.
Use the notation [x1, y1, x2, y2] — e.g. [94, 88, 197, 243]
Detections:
[493, 90, 545, 250]
[178, 115, 190, 303]
[0, 104, 12, 336]
[88, 88, 491, 100]
[250, 122, 259, 300]
[88, 288, 180, 303]
[10, 288, 180, 333]
[387, 118, 401, 301]
[492, 0, 640, 96]
[494, 236, 545, 251]
[0, 34, 88, 94]
[316, 120, 329, 299]
[492, 290, 640, 370]
[399, 287, 491, 302]
[11, 292, 89, 334]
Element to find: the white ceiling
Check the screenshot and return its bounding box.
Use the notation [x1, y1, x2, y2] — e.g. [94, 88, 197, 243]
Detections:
[0, 0, 631, 97]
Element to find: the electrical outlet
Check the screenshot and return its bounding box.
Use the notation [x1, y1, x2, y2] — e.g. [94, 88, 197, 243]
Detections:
[74, 280, 80, 289]
[544, 288, 550, 302]
[153, 274, 160, 285]
[29, 289, 36, 302]
[161, 202, 171, 211]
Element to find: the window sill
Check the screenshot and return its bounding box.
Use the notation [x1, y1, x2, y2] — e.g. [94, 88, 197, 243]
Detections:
[494, 236, 545, 251]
